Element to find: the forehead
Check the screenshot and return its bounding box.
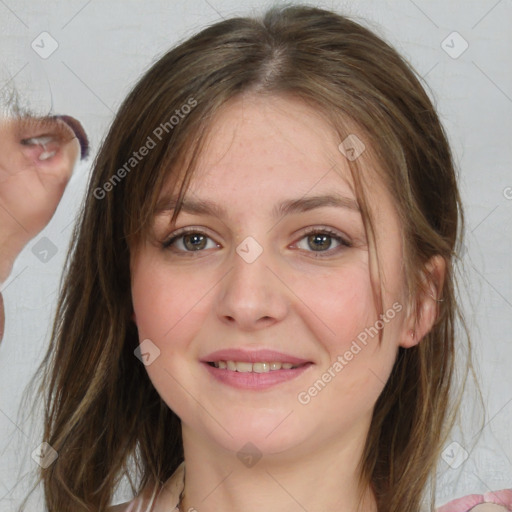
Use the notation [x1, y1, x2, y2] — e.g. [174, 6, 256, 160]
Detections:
[195, 94, 353, 186]
[155, 93, 399, 235]
[161, 94, 368, 205]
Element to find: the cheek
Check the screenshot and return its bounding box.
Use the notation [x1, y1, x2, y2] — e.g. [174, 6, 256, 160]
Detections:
[131, 254, 216, 345]
[292, 259, 378, 357]
[130, 256, 209, 413]
[292, 261, 399, 408]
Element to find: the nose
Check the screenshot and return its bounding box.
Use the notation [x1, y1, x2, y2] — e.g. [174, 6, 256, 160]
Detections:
[214, 240, 289, 331]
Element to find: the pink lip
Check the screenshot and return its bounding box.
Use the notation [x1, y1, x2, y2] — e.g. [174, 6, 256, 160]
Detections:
[201, 348, 311, 365]
[200, 349, 313, 390]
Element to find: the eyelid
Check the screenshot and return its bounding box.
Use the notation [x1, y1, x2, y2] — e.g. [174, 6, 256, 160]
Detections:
[17, 117, 63, 141]
[299, 226, 351, 245]
[291, 226, 352, 257]
[162, 225, 351, 257]
[162, 226, 220, 250]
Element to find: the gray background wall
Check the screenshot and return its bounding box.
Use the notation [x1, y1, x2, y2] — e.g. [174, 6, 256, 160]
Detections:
[0, 0, 511, 510]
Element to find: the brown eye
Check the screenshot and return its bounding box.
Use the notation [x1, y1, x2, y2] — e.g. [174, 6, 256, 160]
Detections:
[182, 233, 208, 251]
[162, 229, 219, 254]
[295, 228, 351, 257]
[306, 233, 333, 251]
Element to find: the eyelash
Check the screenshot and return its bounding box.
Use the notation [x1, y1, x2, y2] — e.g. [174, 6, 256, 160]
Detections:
[17, 118, 64, 144]
[161, 226, 351, 257]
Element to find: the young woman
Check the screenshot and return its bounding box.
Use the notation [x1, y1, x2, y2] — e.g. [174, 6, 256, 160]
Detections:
[1, 4, 510, 512]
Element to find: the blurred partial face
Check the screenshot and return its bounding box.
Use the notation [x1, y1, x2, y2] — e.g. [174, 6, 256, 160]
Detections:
[0, 114, 85, 279]
[130, 94, 411, 457]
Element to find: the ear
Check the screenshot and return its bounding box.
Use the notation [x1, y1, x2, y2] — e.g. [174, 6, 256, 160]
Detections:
[399, 254, 446, 348]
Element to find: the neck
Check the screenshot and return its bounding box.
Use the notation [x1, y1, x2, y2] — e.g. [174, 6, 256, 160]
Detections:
[178, 426, 377, 512]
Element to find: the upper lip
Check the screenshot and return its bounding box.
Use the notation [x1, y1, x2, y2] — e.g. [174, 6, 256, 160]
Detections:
[201, 349, 311, 365]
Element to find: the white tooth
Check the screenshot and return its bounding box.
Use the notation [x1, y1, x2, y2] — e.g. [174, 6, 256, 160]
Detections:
[236, 362, 253, 373]
[219, 361, 298, 372]
[253, 362, 270, 373]
[39, 150, 56, 161]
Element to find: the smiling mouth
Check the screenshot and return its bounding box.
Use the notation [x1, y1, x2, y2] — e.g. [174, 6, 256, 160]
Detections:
[207, 361, 309, 373]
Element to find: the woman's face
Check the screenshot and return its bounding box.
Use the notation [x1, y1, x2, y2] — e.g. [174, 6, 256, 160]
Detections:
[131, 94, 414, 457]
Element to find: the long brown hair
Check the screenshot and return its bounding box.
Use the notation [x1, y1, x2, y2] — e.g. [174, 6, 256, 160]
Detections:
[23, 4, 481, 511]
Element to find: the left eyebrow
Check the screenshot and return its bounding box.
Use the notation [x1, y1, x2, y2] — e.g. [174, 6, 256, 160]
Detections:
[274, 193, 360, 217]
[155, 193, 360, 218]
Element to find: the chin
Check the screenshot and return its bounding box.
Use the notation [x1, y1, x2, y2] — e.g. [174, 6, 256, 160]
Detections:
[195, 411, 312, 459]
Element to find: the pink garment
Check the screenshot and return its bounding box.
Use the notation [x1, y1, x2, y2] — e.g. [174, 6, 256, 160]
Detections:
[437, 489, 512, 511]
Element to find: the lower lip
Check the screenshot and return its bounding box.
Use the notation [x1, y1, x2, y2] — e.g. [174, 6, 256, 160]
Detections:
[202, 362, 313, 390]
